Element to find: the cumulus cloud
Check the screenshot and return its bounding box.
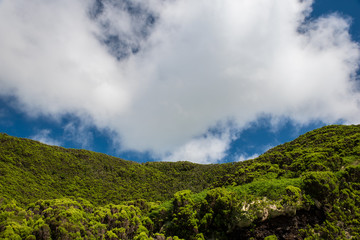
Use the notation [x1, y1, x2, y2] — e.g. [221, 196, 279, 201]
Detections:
[0, 0, 131, 118]
[31, 129, 61, 146]
[237, 153, 260, 162]
[63, 122, 94, 149]
[0, 0, 359, 162]
[163, 131, 232, 164]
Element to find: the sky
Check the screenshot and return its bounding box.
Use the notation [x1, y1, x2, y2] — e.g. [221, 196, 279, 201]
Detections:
[0, 0, 360, 164]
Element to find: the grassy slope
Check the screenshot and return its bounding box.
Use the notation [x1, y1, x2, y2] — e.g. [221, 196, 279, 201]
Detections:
[1, 124, 360, 239]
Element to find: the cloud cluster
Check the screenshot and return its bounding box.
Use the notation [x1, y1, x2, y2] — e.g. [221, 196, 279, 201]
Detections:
[163, 131, 232, 164]
[31, 129, 61, 146]
[0, 0, 359, 163]
[237, 153, 260, 162]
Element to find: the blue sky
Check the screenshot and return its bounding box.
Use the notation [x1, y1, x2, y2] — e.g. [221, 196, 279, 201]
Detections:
[0, 0, 359, 163]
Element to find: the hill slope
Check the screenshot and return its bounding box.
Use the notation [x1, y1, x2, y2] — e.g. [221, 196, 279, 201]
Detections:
[0, 133, 234, 205]
[1, 124, 360, 239]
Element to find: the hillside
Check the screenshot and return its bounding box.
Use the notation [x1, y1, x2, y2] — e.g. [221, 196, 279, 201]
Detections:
[0, 133, 234, 205]
[1, 125, 360, 239]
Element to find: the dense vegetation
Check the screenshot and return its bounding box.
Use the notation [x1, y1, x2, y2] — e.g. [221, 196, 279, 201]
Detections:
[1, 124, 360, 239]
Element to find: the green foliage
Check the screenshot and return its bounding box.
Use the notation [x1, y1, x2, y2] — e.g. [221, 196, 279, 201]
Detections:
[229, 178, 303, 200]
[1, 124, 360, 239]
[0, 197, 183, 240]
[302, 171, 339, 202]
[281, 185, 302, 206]
[264, 235, 278, 240]
[198, 188, 238, 238]
[166, 190, 199, 239]
[0, 133, 245, 206]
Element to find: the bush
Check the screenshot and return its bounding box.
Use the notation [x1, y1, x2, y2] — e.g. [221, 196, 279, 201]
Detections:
[264, 235, 278, 240]
[302, 171, 339, 202]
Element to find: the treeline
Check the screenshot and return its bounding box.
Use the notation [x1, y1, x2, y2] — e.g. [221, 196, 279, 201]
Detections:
[1, 125, 360, 239]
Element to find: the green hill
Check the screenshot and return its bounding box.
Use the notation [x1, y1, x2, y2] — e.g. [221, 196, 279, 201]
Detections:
[1, 124, 360, 239]
[0, 133, 234, 205]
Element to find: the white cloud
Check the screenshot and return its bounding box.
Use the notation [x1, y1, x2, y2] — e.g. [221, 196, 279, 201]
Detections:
[0, 0, 360, 163]
[31, 129, 61, 146]
[237, 153, 260, 162]
[0, 0, 131, 119]
[63, 122, 94, 149]
[163, 131, 232, 164]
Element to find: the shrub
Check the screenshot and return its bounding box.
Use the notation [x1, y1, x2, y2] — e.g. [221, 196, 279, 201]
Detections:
[302, 171, 339, 202]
